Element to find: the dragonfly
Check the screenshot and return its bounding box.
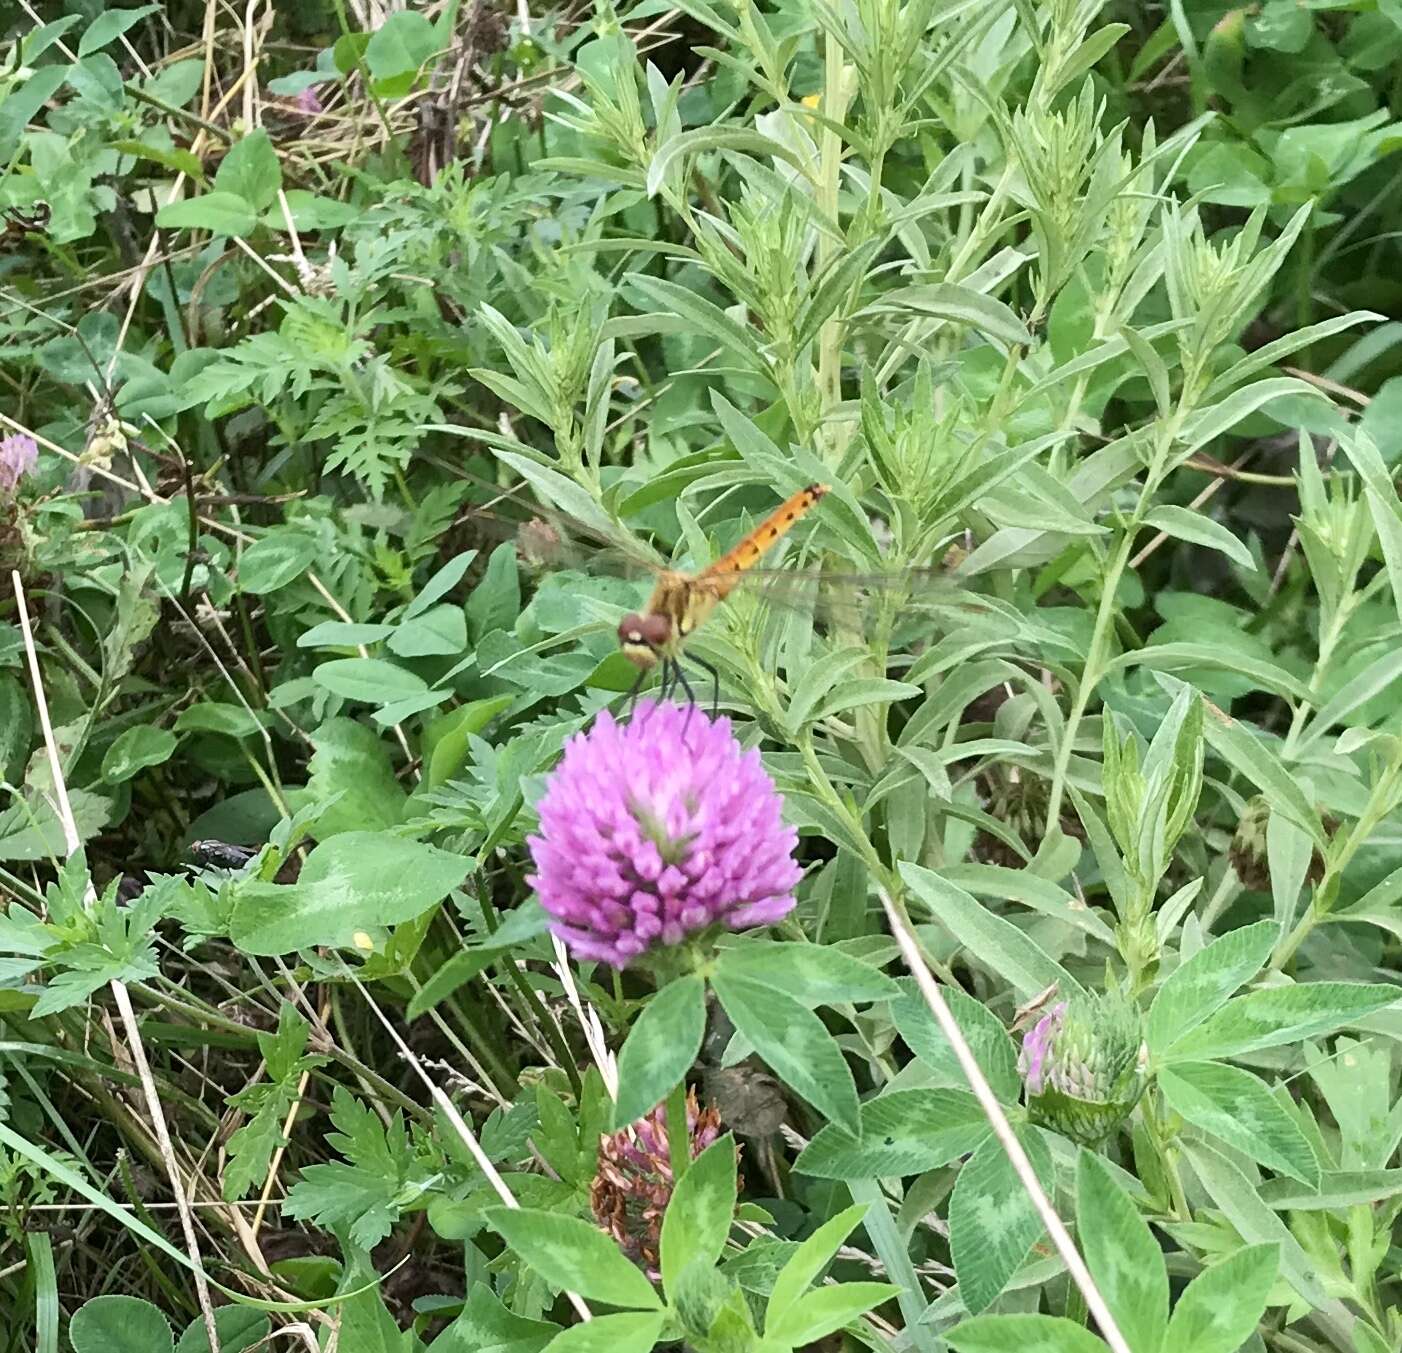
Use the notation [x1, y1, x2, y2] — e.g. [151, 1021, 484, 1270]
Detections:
[458, 470, 1014, 718]
[615, 482, 830, 710]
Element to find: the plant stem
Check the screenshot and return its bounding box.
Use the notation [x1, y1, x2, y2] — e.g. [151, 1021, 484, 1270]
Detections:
[1271, 745, 1402, 971]
[816, 32, 849, 422]
[1043, 530, 1135, 832]
[664, 1078, 691, 1184]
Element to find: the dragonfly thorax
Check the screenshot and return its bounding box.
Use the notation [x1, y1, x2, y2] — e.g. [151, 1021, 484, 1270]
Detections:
[618, 610, 673, 669]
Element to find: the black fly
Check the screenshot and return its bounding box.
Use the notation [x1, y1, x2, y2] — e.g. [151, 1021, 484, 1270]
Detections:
[187, 840, 257, 870]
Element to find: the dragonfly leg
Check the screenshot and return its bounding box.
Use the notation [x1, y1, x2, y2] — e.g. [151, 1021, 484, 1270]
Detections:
[673, 663, 700, 739]
[622, 666, 649, 722]
[659, 659, 683, 709]
[690, 656, 720, 718]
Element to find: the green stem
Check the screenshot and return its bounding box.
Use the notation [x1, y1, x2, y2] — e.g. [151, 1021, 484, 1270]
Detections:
[1282, 594, 1352, 758]
[1140, 1091, 1191, 1221]
[815, 33, 850, 421]
[664, 1078, 691, 1185]
[1272, 750, 1402, 971]
[1042, 529, 1135, 832]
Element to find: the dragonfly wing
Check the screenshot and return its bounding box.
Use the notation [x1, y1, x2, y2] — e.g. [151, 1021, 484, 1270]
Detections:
[452, 467, 667, 581]
[696, 564, 1029, 649]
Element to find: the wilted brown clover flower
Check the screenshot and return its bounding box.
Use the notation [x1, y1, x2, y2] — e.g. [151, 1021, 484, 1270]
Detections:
[591, 1088, 729, 1275]
[1230, 794, 1331, 893]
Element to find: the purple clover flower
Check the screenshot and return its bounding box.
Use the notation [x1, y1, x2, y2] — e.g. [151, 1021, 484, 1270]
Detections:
[527, 700, 802, 966]
[294, 85, 323, 115]
[0, 434, 38, 493]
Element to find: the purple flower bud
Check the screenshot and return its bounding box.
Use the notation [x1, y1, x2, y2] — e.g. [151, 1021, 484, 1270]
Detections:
[294, 85, 323, 115]
[527, 701, 802, 966]
[0, 434, 38, 493]
[1017, 992, 1148, 1146]
[1017, 1001, 1067, 1095]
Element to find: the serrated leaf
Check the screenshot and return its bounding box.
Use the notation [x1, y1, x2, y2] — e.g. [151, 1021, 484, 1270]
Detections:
[284, 1087, 417, 1248]
[69, 1296, 172, 1353]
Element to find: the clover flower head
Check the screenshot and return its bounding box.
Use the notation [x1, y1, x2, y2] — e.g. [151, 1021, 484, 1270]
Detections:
[1018, 992, 1149, 1146]
[0, 434, 38, 493]
[526, 700, 802, 967]
[294, 85, 323, 115]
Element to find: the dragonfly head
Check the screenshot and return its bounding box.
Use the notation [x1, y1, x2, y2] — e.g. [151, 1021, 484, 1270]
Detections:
[618, 611, 672, 668]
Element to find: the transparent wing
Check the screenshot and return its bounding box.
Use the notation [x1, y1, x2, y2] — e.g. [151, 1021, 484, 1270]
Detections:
[451, 467, 1016, 642]
[454, 481, 665, 582]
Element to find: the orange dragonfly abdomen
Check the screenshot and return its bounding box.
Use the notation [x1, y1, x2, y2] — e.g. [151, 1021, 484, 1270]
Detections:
[701, 483, 830, 602]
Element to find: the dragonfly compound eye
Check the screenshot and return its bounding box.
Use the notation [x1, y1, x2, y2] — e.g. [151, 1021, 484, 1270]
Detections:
[637, 613, 673, 648]
[618, 612, 672, 659]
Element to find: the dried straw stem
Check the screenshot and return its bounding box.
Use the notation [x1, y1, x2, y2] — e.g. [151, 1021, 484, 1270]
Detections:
[10, 569, 222, 1353]
[880, 889, 1132, 1353]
